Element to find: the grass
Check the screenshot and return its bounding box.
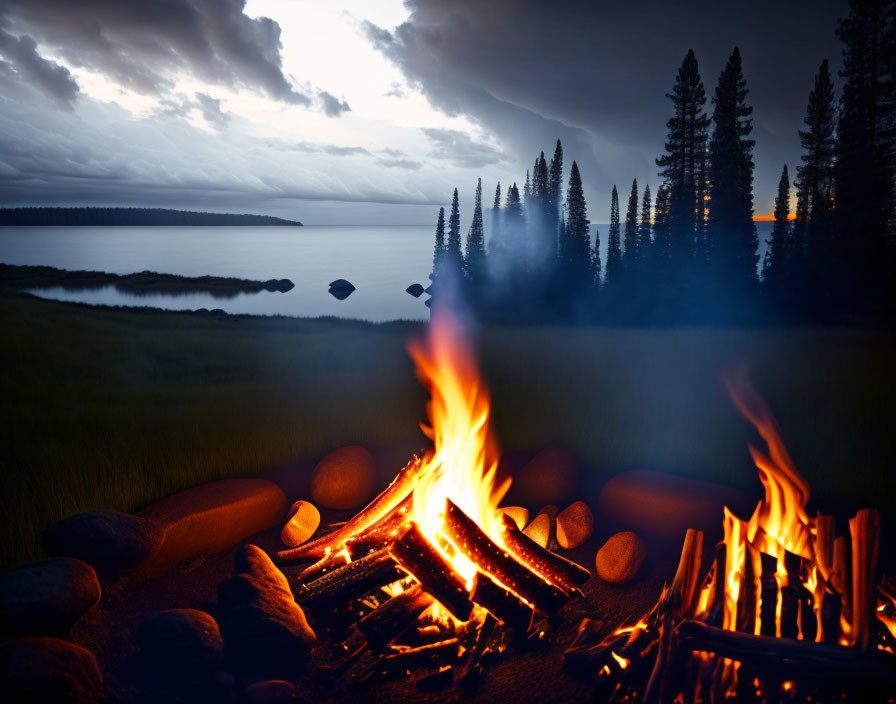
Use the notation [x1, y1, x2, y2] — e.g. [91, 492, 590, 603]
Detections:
[2, 291, 894, 569]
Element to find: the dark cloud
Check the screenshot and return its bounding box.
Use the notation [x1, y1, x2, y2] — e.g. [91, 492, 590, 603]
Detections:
[364, 0, 845, 216]
[0, 0, 313, 105]
[422, 127, 506, 168]
[318, 90, 351, 117]
[195, 92, 230, 129]
[378, 158, 422, 170]
[0, 29, 78, 108]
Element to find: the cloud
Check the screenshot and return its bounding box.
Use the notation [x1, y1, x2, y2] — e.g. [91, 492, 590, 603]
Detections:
[195, 92, 230, 130]
[378, 158, 422, 170]
[421, 128, 505, 168]
[289, 141, 372, 157]
[383, 81, 406, 98]
[318, 90, 351, 117]
[0, 0, 314, 105]
[0, 29, 78, 108]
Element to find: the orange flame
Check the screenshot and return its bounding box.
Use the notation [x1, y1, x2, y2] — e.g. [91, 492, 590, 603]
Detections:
[406, 311, 510, 589]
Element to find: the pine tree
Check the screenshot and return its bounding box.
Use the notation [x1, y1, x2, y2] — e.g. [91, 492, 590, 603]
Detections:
[548, 139, 564, 216]
[639, 184, 652, 254]
[563, 161, 591, 286]
[445, 187, 464, 277]
[505, 183, 523, 220]
[606, 185, 622, 284]
[652, 186, 671, 267]
[708, 47, 758, 289]
[762, 165, 792, 300]
[622, 179, 639, 272]
[534, 153, 549, 208]
[591, 227, 602, 287]
[523, 170, 531, 204]
[657, 50, 711, 267]
[835, 0, 896, 313]
[432, 206, 446, 275]
[493, 182, 501, 210]
[464, 178, 488, 285]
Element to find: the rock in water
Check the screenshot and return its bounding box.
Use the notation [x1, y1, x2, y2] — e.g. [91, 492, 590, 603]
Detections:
[0, 558, 100, 637]
[405, 283, 425, 297]
[132, 478, 286, 580]
[328, 279, 355, 300]
[137, 609, 224, 674]
[556, 501, 594, 549]
[310, 445, 377, 510]
[595, 531, 646, 584]
[497, 506, 529, 531]
[512, 444, 579, 505]
[43, 510, 164, 574]
[0, 637, 102, 704]
[218, 545, 316, 678]
[281, 500, 320, 547]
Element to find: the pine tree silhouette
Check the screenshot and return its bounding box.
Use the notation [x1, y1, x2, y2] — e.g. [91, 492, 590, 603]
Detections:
[606, 185, 622, 284]
[432, 206, 446, 276]
[762, 165, 792, 305]
[639, 184, 652, 256]
[445, 188, 464, 279]
[622, 179, 640, 275]
[493, 182, 501, 210]
[563, 161, 592, 287]
[464, 178, 488, 286]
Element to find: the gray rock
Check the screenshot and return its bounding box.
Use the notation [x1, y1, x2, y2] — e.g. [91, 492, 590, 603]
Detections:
[0, 636, 102, 704]
[245, 679, 296, 703]
[0, 558, 100, 637]
[137, 608, 224, 674]
[43, 509, 164, 574]
[218, 545, 315, 678]
[405, 283, 425, 297]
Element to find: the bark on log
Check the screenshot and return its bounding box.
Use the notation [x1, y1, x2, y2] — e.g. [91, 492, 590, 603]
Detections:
[850, 508, 880, 649]
[354, 584, 434, 652]
[296, 548, 402, 609]
[499, 514, 591, 591]
[759, 551, 778, 637]
[469, 572, 534, 632]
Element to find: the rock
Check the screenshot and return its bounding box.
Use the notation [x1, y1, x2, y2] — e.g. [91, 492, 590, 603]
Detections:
[405, 283, 425, 298]
[218, 545, 316, 678]
[0, 558, 100, 637]
[556, 501, 594, 550]
[137, 609, 224, 674]
[132, 478, 286, 580]
[512, 444, 579, 505]
[310, 445, 377, 510]
[328, 279, 355, 300]
[498, 506, 529, 531]
[281, 500, 321, 547]
[328, 278, 355, 291]
[0, 637, 102, 704]
[522, 508, 555, 549]
[210, 308, 227, 315]
[43, 510, 164, 574]
[598, 470, 752, 542]
[595, 531, 646, 584]
[265, 279, 295, 293]
[245, 679, 296, 703]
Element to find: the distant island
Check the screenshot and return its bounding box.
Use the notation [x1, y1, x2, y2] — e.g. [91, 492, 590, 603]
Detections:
[0, 207, 302, 227]
[0, 263, 294, 298]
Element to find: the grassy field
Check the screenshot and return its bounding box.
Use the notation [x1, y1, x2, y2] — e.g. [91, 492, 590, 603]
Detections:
[2, 291, 894, 568]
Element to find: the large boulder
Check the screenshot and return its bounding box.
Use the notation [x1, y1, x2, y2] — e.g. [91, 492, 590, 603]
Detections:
[137, 608, 224, 674]
[0, 637, 102, 704]
[510, 444, 580, 506]
[131, 478, 286, 581]
[310, 445, 377, 510]
[43, 509, 164, 574]
[0, 558, 100, 637]
[218, 544, 315, 678]
[598, 469, 753, 542]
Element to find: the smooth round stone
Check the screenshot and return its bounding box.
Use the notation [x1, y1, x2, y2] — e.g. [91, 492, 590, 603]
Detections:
[595, 531, 646, 584]
[0, 558, 100, 637]
[512, 444, 579, 505]
[310, 446, 377, 510]
[556, 501, 594, 549]
[43, 509, 164, 574]
[523, 511, 552, 548]
[137, 608, 224, 673]
[281, 501, 320, 548]
[0, 636, 102, 704]
[498, 506, 529, 531]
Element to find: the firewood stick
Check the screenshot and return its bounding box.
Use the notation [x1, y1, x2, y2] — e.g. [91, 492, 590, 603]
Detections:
[643, 587, 679, 704]
[815, 513, 835, 583]
[832, 535, 851, 628]
[354, 584, 434, 652]
[360, 638, 460, 683]
[850, 508, 880, 649]
[443, 499, 570, 616]
[457, 611, 498, 689]
[470, 572, 534, 632]
[705, 543, 727, 628]
[389, 522, 474, 622]
[677, 619, 896, 690]
[820, 587, 842, 644]
[278, 457, 420, 562]
[563, 631, 629, 674]
[759, 550, 778, 637]
[296, 548, 402, 608]
[671, 529, 704, 617]
[608, 639, 659, 704]
[499, 514, 591, 591]
[343, 495, 414, 557]
[798, 558, 817, 643]
[737, 542, 760, 634]
[780, 550, 801, 639]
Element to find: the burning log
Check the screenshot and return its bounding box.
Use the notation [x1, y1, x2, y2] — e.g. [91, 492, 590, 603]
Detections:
[780, 550, 801, 639]
[850, 508, 881, 649]
[388, 523, 474, 622]
[499, 514, 591, 592]
[737, 542, 759, 633]
[278, 458, 420, 563]
[457, 611, 498, 690]
[814, 513, 835, 583]
[360, 638, 460, 683]
[469, 572, 534, 632]
[354, 584, 434, 652]
[443, 499, 570, 616]
[295, 548, 402, 609]
[759, 551, 778, 637]
[677, 619, 896, 691]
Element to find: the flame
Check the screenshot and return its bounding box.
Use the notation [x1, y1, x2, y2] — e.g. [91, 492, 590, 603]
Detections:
[406, 311, 510, 589]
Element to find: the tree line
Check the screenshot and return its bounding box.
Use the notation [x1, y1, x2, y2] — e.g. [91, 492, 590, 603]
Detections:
[0, 208, 303, 227]
[429, 0, 895, 325]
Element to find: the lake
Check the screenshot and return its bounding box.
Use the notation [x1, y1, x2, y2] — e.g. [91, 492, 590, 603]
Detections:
[0, 223, 773, 321]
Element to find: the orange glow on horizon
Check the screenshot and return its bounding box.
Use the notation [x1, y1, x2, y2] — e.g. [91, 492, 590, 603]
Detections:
[753, 213, 797, 222]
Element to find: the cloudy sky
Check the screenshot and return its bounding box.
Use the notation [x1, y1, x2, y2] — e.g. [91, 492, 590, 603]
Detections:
[0, 0, 844, 224]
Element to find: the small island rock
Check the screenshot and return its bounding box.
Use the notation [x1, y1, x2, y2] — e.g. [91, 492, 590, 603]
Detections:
[405, 283, 425, 297]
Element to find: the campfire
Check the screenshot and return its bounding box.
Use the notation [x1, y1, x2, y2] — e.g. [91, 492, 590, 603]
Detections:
[277, 311, 590, 690]
[564, 369, 895, 702]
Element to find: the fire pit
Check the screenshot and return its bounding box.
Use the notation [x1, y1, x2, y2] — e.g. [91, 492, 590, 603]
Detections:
[564, 369, 896, 702]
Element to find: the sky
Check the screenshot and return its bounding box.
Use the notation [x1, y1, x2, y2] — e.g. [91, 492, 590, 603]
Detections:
[0, 0, 845, 225]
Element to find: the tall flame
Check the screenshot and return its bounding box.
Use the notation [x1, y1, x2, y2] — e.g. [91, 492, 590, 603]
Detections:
[406, 311, 510, 588]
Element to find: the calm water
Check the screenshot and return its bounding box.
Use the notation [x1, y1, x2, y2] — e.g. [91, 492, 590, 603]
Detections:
[0, 226, 436, 321]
